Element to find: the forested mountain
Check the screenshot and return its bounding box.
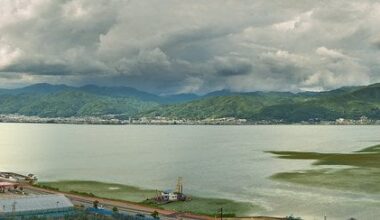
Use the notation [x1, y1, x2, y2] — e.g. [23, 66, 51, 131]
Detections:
[0, 90, 158, 118]
[144, 84, 380, 122]
[0, 83, 379, 122]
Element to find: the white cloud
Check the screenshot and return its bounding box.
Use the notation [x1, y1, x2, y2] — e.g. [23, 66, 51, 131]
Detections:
[272, 10, 313, 32]
[0, 43, 23, 69]
[316, 47, 348, 60]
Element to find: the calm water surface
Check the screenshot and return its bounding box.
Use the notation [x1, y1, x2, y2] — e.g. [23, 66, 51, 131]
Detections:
[1, 124, 379, 219]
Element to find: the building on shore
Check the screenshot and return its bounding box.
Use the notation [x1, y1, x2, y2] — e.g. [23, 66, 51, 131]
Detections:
[154, 177, 187, 203]
[0, 194, 75, 218]
[0, 172, 38, 184]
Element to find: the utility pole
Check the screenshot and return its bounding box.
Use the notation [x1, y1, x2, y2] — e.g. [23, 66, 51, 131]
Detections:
[176, 177, 183, 194]
[12, 202, 16, 213]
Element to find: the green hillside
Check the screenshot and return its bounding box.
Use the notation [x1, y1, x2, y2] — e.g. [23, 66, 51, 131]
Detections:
[142, 93, 311, 119]
[0, 83, 379, 122]
[143, 84, 380, 122]
[0, 91, 158, 118]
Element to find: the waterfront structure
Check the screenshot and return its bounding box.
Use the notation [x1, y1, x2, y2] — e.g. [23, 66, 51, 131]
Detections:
[160, 190, 180, 202]
[0, 172, 38, 184]
[0, 194, 75, 218]
[155, 177, 187, 203]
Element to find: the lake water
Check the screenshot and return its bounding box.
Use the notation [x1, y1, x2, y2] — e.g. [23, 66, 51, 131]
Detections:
[1, 123, 379, 219]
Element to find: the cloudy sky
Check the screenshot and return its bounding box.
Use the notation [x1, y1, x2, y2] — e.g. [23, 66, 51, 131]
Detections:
[0, 0, 379, 94]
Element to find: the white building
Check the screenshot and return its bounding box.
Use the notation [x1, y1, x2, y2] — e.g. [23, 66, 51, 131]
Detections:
[160, 190, 179, 201]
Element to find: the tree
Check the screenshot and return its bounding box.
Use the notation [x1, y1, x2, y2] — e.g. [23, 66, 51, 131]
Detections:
[151, 210, 159, 219]
[93, 200, 99, 209]
[286, 215, 303, 220]
[112, 206, 119, 213]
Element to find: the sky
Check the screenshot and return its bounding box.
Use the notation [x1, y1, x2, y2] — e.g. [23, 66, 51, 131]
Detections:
[0, 0, 380, 94]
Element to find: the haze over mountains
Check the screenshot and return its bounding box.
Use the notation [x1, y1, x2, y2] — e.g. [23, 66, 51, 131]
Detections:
[0, 83, 379, 122]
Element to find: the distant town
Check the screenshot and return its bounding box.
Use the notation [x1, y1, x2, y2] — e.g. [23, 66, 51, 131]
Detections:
[1, 114, 379, 125]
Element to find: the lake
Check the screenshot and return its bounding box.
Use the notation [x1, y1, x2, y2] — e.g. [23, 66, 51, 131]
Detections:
[1, 123, 379, 219]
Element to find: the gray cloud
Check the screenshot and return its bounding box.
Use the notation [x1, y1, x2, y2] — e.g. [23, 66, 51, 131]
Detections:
[0, 0, 379, 94]
[372, 37, 380, 49]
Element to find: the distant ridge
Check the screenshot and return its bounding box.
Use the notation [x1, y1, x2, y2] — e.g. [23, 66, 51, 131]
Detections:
[0, 83, 379, 121]
[143, 83, 380, 122]
[3, 83, 70, 94]
[0, 83, 199, 104]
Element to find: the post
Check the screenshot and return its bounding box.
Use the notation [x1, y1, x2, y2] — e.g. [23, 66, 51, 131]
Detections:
[220, 208, 223, 220]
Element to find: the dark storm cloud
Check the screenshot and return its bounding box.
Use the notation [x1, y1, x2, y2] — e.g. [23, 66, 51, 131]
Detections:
[0, 0, 379, 94]
[0, 72, 23, 80]
[213, 56, 253, 77]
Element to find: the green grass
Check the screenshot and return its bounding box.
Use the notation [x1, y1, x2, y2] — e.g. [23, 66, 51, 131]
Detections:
[143, 196, 256, 216]
[272, 168, 380, 193]
[38, 180, 259, 216]
[39, 180, 157, 202]
[268, 144, 380, 193]
[268, 146, 380, 168]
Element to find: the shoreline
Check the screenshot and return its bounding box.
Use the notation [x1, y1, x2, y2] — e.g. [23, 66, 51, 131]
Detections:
[1, 121, 380, 126]
[27, 183, 284, 220]
[1, 114, 379, 126]
[35, 180, 263, 218]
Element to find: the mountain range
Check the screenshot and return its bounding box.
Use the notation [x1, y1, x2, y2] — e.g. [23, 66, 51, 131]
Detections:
[0, 83, 379, 122]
